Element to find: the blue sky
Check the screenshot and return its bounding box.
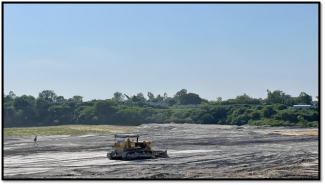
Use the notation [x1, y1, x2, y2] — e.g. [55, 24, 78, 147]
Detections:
[4, 3, 319, 101]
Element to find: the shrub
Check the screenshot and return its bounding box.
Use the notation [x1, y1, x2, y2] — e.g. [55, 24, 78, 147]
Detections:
[277, 104, 287, 110]
[307, 121, 318, 128]
[262, 106, 276, 118]
[283, 121, 295, 127]
[248, 120, 263, 126]
[197, 113, 215, 124]
[230, 114, 249, 125]
[250, 111, 261, 120]
[185, 117, 194, 123]
[145, 117, 154, 123]
[297, 115, 308, 128]
[281, 110, 297, 122]
[256, 105, 263, 110]
[311, 112, 319, 121]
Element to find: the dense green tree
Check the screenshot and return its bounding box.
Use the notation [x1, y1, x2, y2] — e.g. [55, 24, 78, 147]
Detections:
[14, 95, 35, 111]
[72, 95, 83, 103]
[180, 93, 202, 105]
[276, 104, 287, 110]
[174, 89, 187, 104]
[38, 90, 57, 102]
[216, 97, 222, 104]
[165, 98, 177, 106]
[78, 106, 97, 124]
[230, 114, 249, 125]
[262, 105, 276, 118]
[3, 89, 319, 128]
[112, 92, 125, 101]
[250, 111, 261, 120]
[156, 94, 164, 102]
[197, 113, 215, 124]
[48, 104, 73, 125]
[209, 106, 227, 120]
[9, 91, 17, 99]
[136, 93, 146, 102]
[56, 96, 66, 102]
[190, 109, 208, 123]
[285, 97, 297, 106]
[94, 100, 116, 115]
[266, 90, 289, 104]
[236, 93, 251, 103]
[297, 92, 312, 105]
[36, 97, 50, 119]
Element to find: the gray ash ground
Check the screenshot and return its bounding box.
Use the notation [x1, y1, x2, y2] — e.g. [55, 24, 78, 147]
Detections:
[3, 123, 319, 179]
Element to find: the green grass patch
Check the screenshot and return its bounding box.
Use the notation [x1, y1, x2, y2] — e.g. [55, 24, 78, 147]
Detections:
[4, 125, 137, 136]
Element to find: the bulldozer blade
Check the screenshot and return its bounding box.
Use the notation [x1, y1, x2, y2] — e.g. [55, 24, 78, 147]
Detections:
[152, 150, 168, 158]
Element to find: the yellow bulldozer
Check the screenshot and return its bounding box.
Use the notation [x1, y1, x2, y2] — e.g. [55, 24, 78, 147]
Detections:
[107, 134, 168, 160]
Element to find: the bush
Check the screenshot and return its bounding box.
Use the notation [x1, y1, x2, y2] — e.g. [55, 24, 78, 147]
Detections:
[307, 121, 318, 128]
[185, 117, 194, 123]
[268, 120, 284, 127]
[197, 113, 215, 124]
[311, 112, 319, 121]
[230, 114, 249, 125]
[262, 106, 276, 118]
[281, 110, 298, 122]
[145, 117, 154, 123]
[248, 120, 263, 126]
[283, 121, 295, 127]
[250, 111, 261, 120]
[152, 113, 167, 123]
[277, 104, 287, 110]
[297, 115, 308, 128]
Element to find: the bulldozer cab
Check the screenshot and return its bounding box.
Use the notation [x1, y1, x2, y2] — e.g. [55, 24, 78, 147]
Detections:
[113, 134, 151, 151]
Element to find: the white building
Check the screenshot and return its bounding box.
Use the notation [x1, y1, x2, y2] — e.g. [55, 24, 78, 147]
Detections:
[288, 105, 318, 109]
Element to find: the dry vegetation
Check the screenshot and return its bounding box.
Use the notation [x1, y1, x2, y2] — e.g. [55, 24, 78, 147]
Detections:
[4, 125, 137, 136]
[264, 130, 318, 136]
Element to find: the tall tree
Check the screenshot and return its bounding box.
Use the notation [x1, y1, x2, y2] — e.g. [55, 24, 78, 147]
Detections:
[156, 94, 163, 102]
[266, 90, 287, 104]
[217, 97, 222, 104]
[163, 93, 168, 102]
[297, 92, 312, 105]
[112, 92, 125, 101]
[165, 97, 177, 106]
[94, 100, 116, 120]
[56, 96, 66, 102]
[147, 92, 155, 100]
[174, 89, 187, 103]
[38, 90, 57, 102]
[9, 91, 16, 99]
[180, 93, 202, 105]
[72, 95, 83, 103]
[136, 93, 146, 102]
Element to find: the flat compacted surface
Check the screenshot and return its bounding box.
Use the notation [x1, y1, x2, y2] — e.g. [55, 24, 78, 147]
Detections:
[3, 124, 319, 179]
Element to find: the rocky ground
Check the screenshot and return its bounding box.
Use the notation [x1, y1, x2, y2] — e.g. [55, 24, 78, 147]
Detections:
[3, 123, 319, 179]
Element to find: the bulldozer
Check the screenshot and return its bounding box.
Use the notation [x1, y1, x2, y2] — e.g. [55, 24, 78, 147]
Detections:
[107, 134, 168, 160]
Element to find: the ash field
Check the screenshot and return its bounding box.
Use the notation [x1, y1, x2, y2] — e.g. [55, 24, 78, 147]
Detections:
[3, 123, 319, 179]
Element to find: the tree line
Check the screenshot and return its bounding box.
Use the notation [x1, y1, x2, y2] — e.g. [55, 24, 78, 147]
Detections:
[3, 89, 318, 128]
